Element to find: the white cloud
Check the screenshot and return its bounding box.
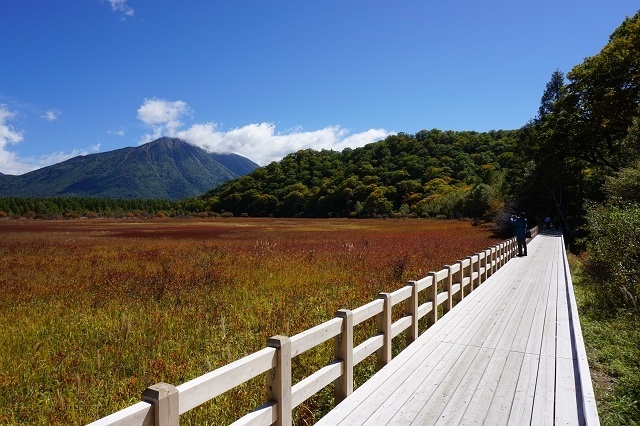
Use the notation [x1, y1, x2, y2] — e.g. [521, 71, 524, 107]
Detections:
[177, 122, 392, 165]
[34, 145, 101, 167]
[107, 0, 134, 19]
[137, 99, 394, 165]
[0, 104, 26, 174]
[41, 109, 60, 122]
[0, 104, 100, 175]
[108, 129, 125, 137]
[137, 98, 190, 140]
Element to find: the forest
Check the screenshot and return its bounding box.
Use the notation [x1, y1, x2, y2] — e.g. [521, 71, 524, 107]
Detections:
[201, 129, 518, 220]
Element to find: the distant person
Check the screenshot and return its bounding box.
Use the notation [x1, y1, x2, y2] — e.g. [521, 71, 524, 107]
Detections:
[545, 216, 552, 230]
[510, 212, 528, 256]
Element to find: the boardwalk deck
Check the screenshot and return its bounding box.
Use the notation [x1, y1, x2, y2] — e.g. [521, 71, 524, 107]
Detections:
[317, 231, 598, 426]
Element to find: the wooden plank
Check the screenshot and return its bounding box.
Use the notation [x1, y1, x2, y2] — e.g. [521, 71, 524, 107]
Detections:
[506, 353, 539, 425]
[87, 401, 153, 426]
[539, 242, 558, 358]
[369, 343, 468, 425]
[459, 265, 516, 347]
[531, 354, 556, 425]
[483, 350, 525, 425]
[230, 402, 276, 426]
[290, 317, 342, 357]
[334, 309, 353, 402]
[389, 285, 412, 306]
[487, 251, 546, 353]
[524, 256, 553, 356]
[556, 356, 580, 425]
[406, 281, 419, 345]
[390, 315, 412, 339]
[555, 243, 575, 360]
[438, 270, 516, 345]
[318, 301, 483, 425]
[352, 299, 383, 326]
[408, 344, 484, 425]
[424, 347, 495, 425]
[478, 278, 531, 350]
[177, 347, 276, 413]
[353, 334, 383, 365]
[458, 349, 510, 425]
[416, 266, 511, 345]
[436, 291, 449, 306]
[317, 340, 446, 424]
[356, 342, 452, 425]
[291, 362, 342, 407]
[509, 264, 546, 353]
[417, 300, 433, 321]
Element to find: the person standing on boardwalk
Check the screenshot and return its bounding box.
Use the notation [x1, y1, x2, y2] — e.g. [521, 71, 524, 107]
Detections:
[510, 212, 528, 256]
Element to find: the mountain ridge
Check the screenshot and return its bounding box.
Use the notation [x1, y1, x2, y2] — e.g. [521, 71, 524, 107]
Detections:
[0, 137, 259, 200]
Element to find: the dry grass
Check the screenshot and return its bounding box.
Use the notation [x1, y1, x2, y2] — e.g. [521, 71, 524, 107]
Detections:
[0, 217, 501, 425]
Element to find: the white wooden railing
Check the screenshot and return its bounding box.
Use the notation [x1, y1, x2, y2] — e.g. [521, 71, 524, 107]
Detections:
[89, 226, 540, 426]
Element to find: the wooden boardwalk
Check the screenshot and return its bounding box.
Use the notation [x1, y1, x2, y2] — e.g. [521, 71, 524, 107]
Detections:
[317, 231, 599, 426]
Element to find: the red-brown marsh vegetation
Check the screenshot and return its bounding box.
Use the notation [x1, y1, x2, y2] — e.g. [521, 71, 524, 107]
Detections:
[0, 217, 501, 425]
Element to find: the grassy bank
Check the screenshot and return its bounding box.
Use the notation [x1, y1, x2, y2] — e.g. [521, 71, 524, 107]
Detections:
[569, 254, 640, 426]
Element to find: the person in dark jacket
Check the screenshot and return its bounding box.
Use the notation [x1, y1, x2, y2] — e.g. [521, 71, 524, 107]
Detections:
[510, 212, 528, 256]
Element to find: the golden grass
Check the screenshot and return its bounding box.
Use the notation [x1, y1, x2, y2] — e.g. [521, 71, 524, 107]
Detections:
[0, 217, 501, 425]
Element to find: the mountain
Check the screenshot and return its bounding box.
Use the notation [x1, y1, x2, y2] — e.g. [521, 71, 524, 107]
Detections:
[0, 137, 259, 200]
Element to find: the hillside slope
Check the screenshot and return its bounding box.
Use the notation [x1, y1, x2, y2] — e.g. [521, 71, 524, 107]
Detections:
[202, 129, 521, 218]
[0, 137, 259, 200]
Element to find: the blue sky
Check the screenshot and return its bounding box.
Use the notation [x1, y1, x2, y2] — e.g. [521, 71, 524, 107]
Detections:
[1, 1, 637, 175]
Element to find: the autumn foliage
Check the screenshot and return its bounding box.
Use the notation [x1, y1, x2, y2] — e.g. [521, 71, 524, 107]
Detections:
[0, 218, 501, 425]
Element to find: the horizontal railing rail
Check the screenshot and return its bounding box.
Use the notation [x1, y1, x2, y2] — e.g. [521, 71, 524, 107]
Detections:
[89, 226, 540, 426]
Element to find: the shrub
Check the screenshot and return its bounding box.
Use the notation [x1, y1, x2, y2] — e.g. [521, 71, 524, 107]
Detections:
[583, 202, 640, 312]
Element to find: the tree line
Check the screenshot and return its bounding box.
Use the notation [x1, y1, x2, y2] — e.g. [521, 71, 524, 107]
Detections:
[0, 197, 213, 219]
[201, 129, 520, 220]
[513, 10, 640, 314]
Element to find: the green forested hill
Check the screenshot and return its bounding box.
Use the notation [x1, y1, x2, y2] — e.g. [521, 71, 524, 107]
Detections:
[202, 129, 521, 218]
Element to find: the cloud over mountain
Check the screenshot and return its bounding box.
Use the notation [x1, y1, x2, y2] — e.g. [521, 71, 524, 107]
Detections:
[137, 98, 393, 165]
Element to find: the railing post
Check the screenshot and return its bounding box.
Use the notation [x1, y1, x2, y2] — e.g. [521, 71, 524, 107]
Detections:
[503, 242, 508, 264]
[141, 382, 179, 426]
[491, 247, 497, 275]
[467, 256, 476, 291]
[334, 309, 353, 403]
[455, 260, 464, 303]
[376, 292, 392, 370]
[444, 266, 453, 314]
[267, 335, 292, 426]
[427, 272, 438, 326]
[406, 281, 419, 345]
